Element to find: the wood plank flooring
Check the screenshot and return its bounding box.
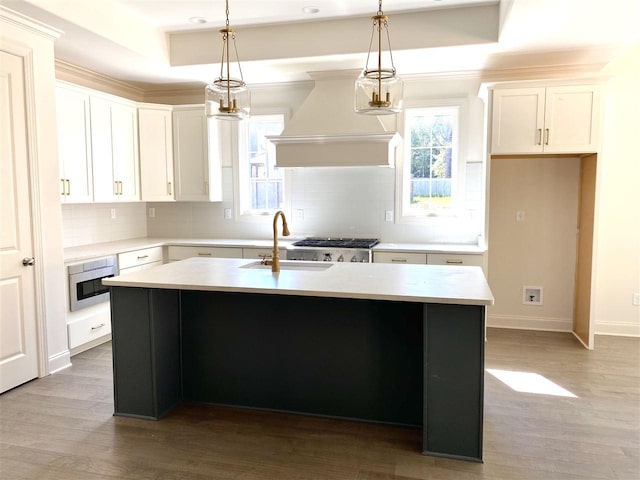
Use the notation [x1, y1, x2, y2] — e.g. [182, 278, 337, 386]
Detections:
[1, 328, 638, 479]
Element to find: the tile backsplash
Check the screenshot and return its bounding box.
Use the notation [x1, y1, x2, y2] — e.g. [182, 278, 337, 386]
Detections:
[62, 202, 147, 248]
[145, 166, 483, 244]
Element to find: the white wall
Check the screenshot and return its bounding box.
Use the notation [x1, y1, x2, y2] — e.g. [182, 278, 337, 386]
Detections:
[488, 157, 580, 332]
[592, 42, 640, 336]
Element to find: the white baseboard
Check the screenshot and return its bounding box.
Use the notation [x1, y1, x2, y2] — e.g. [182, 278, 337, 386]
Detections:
[487, 314, 572, 332]
[48, 349, 72, 375]
[595, 322, 640, 337]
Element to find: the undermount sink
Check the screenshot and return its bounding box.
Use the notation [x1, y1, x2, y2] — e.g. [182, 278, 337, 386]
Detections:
[240, 261, 334, 271]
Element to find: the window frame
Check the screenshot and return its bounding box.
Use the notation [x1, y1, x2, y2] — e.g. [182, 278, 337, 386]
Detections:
[395, 98, 467, 223]
[233, 110, 290, 222]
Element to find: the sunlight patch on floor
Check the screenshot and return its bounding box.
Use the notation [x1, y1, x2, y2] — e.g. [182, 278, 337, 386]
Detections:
[486, 368, 578, 398]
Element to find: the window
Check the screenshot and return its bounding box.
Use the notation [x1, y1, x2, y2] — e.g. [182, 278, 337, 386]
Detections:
[400, 105, 460, 218]
[237, 114, 285, 216]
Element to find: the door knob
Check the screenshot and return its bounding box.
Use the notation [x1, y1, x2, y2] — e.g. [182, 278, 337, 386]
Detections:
[22, 257, 35, 266]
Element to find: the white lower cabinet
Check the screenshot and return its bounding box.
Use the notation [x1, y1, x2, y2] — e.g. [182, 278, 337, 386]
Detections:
[67, 303, 111, 355]
[373, 251, 486, 274]
[118, 246, 163, 274]
[167, 246, 243, 262]
[373, 252, 427, 264]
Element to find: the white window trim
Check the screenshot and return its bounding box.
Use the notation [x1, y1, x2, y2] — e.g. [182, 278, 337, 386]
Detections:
[395, 98, 468, 224]
[232, 109, 291, 222]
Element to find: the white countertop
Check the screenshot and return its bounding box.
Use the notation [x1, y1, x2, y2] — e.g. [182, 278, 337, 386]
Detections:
[103, 257, 494, 306]
[64, 237, 486, 264]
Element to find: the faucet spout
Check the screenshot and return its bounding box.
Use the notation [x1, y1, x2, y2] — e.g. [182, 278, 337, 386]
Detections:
[271, 210, 290, 272]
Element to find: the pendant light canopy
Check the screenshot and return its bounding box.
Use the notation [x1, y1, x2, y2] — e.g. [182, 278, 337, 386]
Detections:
[354, 0, 403, 115]
[205, 0, 250, 120]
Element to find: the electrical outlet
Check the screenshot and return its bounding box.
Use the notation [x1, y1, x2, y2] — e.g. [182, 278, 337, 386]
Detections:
[633, 293, 640, 306]
[110, 208, 116, 220]
[523, 286, 543, 305]
[295, 209, 304, 220]
[385, 210, 394, 222]
[148, 207, 155, 218]
[516, 210, 525, 222]
[224, 208, 232, 220]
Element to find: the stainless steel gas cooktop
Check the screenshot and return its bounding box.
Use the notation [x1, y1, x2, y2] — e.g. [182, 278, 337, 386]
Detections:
[287, 237, 379, 263]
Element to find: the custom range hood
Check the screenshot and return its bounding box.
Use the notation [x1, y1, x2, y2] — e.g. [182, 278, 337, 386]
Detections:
[267, 72, 400, 167]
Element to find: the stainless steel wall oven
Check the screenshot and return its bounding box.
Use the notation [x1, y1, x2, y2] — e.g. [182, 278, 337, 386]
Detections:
[68, 256, 117, 311]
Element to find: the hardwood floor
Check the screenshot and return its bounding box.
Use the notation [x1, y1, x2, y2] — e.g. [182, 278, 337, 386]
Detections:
[1, 328, 638, 479]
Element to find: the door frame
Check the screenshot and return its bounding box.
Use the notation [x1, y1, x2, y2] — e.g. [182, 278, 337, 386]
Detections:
[1, 28, 58, 378]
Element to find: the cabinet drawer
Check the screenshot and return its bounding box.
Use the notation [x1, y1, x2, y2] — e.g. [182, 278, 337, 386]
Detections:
[427, 253, 485, 269]
[373, 252, 427, 264]
[167, 245, 243, 261]
[67, 308, 111, 350]
[242, 247, 285, 259]
[119, 246, 163, 269]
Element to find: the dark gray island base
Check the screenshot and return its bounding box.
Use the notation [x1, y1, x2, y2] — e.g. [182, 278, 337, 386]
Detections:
[109, 286, 485, 462]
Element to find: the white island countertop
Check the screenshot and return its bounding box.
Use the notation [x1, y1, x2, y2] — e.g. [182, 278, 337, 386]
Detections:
[104, 257, 494, 306]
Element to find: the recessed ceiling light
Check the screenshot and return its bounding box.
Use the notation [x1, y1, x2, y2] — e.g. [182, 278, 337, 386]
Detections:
[189, 16, 207, 24]
[302, 6, 320, 15]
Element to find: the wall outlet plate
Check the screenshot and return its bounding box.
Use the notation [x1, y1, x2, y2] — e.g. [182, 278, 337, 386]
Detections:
[224, 208, 232, 220]
[148, 207, 155, 218]
[523, 286, 543, 305]
[385, 210, 394, 222]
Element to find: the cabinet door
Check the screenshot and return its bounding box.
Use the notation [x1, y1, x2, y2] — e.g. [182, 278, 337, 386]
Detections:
[173, 108, 210, 201]
[111, 102, 139, 201]
[56, 85, 93, 203]
[491, 88, 545, 154]
[139, 107, 174, 202]
[90, 96, 117, 202]
[544, 85, 599, 154]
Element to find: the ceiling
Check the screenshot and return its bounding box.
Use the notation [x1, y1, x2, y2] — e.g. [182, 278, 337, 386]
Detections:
[2, 0, 639, 87]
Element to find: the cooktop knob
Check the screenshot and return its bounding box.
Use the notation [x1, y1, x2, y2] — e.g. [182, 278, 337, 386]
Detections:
[337, 255, 344, 262]
[323, 253, 332, 261]
[350, 256, 357, 262]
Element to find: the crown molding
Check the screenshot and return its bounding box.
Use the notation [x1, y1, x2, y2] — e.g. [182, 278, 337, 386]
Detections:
[480, 62, 609, 84]
[55, 60, 145, 101]
[0, 5, 62, 41]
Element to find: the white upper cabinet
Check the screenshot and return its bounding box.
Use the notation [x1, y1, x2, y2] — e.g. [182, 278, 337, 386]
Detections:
[491, 85, 600, 155]
[56, 84, 93, 203]
[90, 96, 140, 202]
[139, 105, 174, 202]
[172, 106, 222, 202]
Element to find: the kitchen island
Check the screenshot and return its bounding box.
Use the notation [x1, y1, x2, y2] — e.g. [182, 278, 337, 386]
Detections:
[104, 257, 493, 462]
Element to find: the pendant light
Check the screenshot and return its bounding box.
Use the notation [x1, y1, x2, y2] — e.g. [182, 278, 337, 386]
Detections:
[205, 0, 250, 120]
[354, 0, 403, 115]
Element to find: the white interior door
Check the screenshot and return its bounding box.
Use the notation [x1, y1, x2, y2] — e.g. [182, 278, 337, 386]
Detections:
[0, 50, 39, 393]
